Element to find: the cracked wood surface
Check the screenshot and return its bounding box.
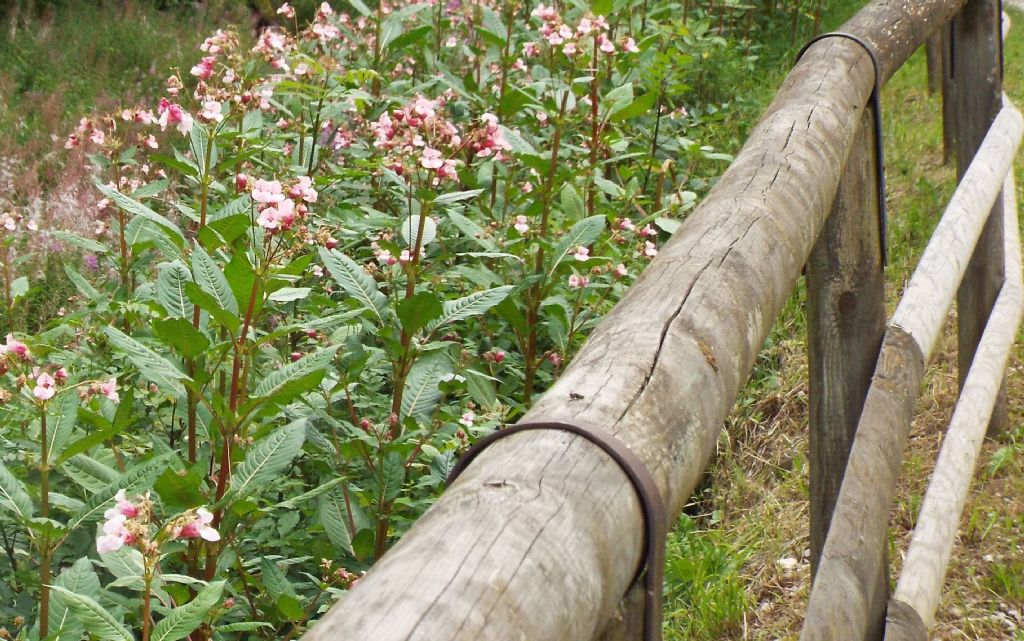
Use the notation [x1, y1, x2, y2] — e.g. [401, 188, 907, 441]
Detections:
[301, 2, 971, 640]
[800, 105, 1023, 641]
[886, 175, 1024, 640]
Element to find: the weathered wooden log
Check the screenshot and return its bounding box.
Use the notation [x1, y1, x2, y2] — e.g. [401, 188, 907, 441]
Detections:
[800, 105, 1023, 641]
[301, 3, 970, 640]
[806, 109, 885, 578]
[884, 174, 1023, 641]
[953, 0, 1006, 435]
[925, 33, 942, 95]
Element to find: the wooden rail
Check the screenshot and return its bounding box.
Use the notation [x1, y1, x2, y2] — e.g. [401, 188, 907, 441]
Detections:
[301, 1, 1021, 640]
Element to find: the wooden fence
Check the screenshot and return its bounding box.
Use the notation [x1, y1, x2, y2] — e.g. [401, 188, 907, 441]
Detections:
[301, 1, 1023, 640]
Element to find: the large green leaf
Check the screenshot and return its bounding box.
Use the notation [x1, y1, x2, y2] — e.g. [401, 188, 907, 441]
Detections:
[547, 215, 605, 276]
[184, 282, 241, 333]
[48, 586, 133, 641]
[319, 248, 389, 323]
[156, 261, 194, 319]
[151, 581, 226, 641]
[50, 557, 101, 641]
[64, 264, 100, 300]
[221, 421, 305, 504]
[191, 246, 238, 315]
[424, 286, 513, 335]
[0, 461, 33, 520]
[68, 452, 177, 530]
[317, 488, 354, 555]
[46, 391, 80, 466]
[397, 291, 443, 335]
[153, 318, 210, 360]
[103, 326, 189, 398]
[252, 346, 339, 402]
[400, 354, 452, 420]
[96, 182, 184, 245]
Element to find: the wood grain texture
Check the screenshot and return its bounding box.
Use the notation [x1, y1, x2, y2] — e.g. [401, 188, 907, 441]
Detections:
[801, 102, 1022, 641]
[806, 110, 885, 578]
[887, 174, 1023, 635]
[301, 3, 970, 640]
[953, 0, 1006, 435]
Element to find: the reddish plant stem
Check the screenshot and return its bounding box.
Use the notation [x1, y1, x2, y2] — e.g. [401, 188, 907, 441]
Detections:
[38, 410, 50, 639]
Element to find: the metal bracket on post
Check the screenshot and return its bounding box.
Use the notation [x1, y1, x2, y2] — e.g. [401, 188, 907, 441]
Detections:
[447, 420, 667, 641]
[797, 32, 889, 269]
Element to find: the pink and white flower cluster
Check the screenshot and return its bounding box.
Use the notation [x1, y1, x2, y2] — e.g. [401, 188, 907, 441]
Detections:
[369, 94, 465, 185]
[97, 490, 143, 553]
[526, 7, 639, 58]
[157, 98, 194, 135]
[169, 507, 221, 542]
[246, 176, 318, 233]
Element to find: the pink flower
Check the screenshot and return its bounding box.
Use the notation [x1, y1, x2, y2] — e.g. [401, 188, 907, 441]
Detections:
[96, 513, 132, 553]
[513, 215, 530, 234]
[459, 411, 475, 428]
[622, 37, 640, 53]
[573, 246, 590, 261]
[33, 373, 56, 401]
[190, 56, 216, 80]
[252, 179, 285, 204]
[173, 507, 220, 542]
[420, 147, 444, 169]
[89, 129, 106, 145]
[100, 377, 119, 403]
[0, 333, 28, 360]
[277, 2, 296, 17]
[144, 135, 159, 149]
[399, 249, 413, 264]
[639, 224, 657, 237]
[289, 176, 318, 203]
[376, 249, 397, 266]
[619, 218, 635, 232]
[200, 100, 224, 123]
[568, 273, 589, 289]
[445, 36, 458, 47]
[105, 489, 139, 520]
[599, 35, 616, 53]
[157, 99, 194, 135]
[562, 42, 578, 56]
[235, 173, 250, 192]
[643, 241, 658, 258]
[54, 368, 68, 383]
[257, 199, 296, 232]
[614, 263, 629, 279]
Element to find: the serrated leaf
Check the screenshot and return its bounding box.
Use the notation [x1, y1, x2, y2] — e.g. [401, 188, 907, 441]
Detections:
[191, 246, 238, 314]
[499, 125, 540, 157]
[0, 461, 33, 520]
[69, 452, 177, 530]
[48, 586, 133, 641]
[10, 276, 27, 300]
[268, 287, 311, 303]
[184, 282, 241, 333]
[434, 189, 484, 205]
[96, 182, 184, 245]
[425, 286, 513, 335]
[397, 291, 443, 335]
[64, 264, 101, 299]
[153, 318, 211, 360]
[318, 488, 354, 555]
[400, 354, 451, 420]
[217, 622, 274, 633]
[548, 215, 605, 276]
[319, 248, 389, 322]
[400, 215, 437, 247]
[222, 421, 305, 504]
[378, 452, 404, 502]
[253, 346, 339, 401]
[151, 581, 225, 641]
[103, 326, 189, 397]
[260, 558, 297, 600]
[269, 477, 345, 511]
[46, 391, 79, 465]
[157, 261, 194, 319]
[51, 230, 108, 254]
[560, 183, 586, 220]
[100, 545, 145, 582]
[50, 557, 101, 641]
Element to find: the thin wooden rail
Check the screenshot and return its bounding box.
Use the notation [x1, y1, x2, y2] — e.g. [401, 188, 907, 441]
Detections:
[297, 1, 1022, 640]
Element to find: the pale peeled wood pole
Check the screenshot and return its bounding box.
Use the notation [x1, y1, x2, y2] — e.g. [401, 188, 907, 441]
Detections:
[800, 105, 1023, 641]
[301, 2, 970, 640]
[884, 174, 1024, 641]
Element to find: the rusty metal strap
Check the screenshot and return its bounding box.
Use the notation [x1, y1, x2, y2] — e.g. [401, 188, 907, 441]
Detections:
[447, 420, 667, 641]
[797, 32, 889, 269]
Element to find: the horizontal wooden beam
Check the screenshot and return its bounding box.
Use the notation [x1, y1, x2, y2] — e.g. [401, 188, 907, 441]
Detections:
[800, 105, 1023, 641]
[885, 173, 1023, 641]
[302, 2, 971, 640]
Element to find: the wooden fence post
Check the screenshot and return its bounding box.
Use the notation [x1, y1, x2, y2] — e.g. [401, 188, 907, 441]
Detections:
[806, 108, 885, 581]
[952, 0, 1006, 435]
[942, 25, 956, 165]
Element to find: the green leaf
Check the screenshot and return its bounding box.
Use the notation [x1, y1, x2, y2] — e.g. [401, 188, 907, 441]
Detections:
[64, 264, 101, 299]
[151, 581, 226, 641]
[153, 318, 211, 360]
[69, 452, 177, 530]
[10, 276, 28, 300]
[434, 189, 484, 205]
[153, 466, 206, 509]
[46, 391, 79, 466]
[48, 586, 133, 641]
[184, 282, 241, 333]
[602, 82, 634, 116]
[269, 477, 345, 511]
[260, 558, 298, 600]
[157, 261, 194, 319]
[400, 354, 451, 420]
[319, 248, 389, 323]
[268, 287, 311, 303]
[386, 24, 432, 51]
[191, 246, 238, 315]
[0, 461, 33, 520]
[217, 622, 274, 633]
[425, 286, 513, 335]
[100, 545, 145, 583]
[465, 369, 498, 411]
[318, 488, 354, 555]
[96, 182, 184, 245]
[378, 452, 404, 502]
[103, 326, 189, 398]
[560, 183, 586, 220]
[224, 251, 257, 316]
[51, 231, 109, 254]
[499, 125, 540, 157]
[222, 421, 305, 504]
[253, 346, 339, 402]
[548, 215, 605, 276]
[611, 90, 658, 122]
[400, 215, 437, 247]
[50, 557, 101, 641]
[397, 291, 443, 335]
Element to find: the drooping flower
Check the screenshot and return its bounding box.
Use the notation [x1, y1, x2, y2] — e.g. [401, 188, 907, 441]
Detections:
[172, 507, 220, 542]
[157, 99, 194, 135]
[96, 513, 132, 553]
[277, 2, 296, 18]
[0, 334, 29, 361]
[199, 100, 224, 123]
[573, 246, 590, 261]
[100, 377, 119, 403]
[614, 263, 629, 279]
[252, 179, 285, 205]
[568, 273, 589, 289]
[106, 489, 139, 519]
[190, 56, 216, 80]
[33, 373, 56, 401]
[643, 241, 658, 258]
[459, 411, 475, 428]
[513, 215, 530, 234]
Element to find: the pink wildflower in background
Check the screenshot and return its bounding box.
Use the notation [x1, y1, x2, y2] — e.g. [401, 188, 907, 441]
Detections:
[3, 334, 32, 360]
[100, 377, 119, 403]
[33, 372, 56, 401]
[172, 507, 220, 542]
[157, 99, 194, 135]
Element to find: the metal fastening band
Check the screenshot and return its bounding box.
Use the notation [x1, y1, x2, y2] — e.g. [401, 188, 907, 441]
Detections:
[447, 420, 667, 641]
[797, 31, 889, 269]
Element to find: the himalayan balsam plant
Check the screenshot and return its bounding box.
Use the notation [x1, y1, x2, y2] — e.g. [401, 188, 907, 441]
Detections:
[0, 1, 719, 637]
